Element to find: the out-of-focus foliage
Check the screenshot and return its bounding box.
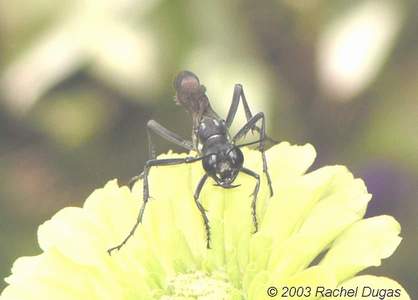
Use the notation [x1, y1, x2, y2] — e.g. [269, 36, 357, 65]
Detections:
[0, 0, 417, 296]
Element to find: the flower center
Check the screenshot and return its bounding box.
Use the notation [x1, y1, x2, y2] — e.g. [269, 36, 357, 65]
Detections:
[160, 271, 240, 300]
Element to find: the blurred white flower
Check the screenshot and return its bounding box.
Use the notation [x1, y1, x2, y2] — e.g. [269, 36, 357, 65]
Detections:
[0, 0, 161, 115]
[317, 0, 404, 101]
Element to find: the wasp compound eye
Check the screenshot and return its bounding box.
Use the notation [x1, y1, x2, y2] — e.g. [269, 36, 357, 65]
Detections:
[227, 147, 244, 168]
[202, 154, 217, 174]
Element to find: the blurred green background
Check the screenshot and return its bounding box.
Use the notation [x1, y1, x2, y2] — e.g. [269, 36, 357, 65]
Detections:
[0, 0, 417, 296]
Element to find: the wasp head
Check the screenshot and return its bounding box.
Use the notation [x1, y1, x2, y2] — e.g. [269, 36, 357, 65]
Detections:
[202, 146, 244, 188]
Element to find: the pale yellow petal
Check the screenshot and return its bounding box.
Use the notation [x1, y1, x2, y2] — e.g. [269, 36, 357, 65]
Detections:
[266, 142, 316, 182]
[264, 166, 370, 281]
[320, 216, 402, 282]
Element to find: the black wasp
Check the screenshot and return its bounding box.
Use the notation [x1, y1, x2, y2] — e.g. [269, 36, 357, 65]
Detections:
[108, 71, 274, 254]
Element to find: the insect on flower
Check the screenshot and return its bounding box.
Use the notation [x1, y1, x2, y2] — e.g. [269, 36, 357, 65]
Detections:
[108, 71, 275, 254]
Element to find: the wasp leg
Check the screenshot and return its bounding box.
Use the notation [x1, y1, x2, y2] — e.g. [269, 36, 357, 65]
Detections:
[233, 112, 273, 197]
[241, 167, 261, 233]
[225, 84, 277, 143]
[108, 156, 201, 255]
[225, 84, 253, 127]
[127, 120, 194, 188]
[146, 120, 193, 158]
[193, 174, 211, 248]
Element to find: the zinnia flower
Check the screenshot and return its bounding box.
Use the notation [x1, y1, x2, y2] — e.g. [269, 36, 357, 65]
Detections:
[0, 142, 410, 299]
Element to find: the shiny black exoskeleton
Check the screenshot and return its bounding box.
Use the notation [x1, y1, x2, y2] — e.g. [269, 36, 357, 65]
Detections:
[198, 117, 243, 188]
[108, 71, 274, 254]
